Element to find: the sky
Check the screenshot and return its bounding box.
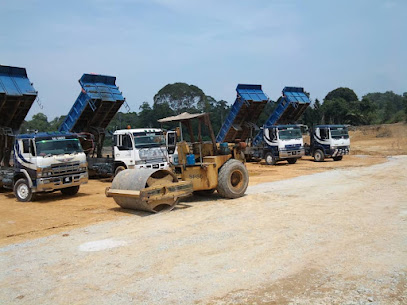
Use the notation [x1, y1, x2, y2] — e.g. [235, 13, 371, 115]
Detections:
[1, 0, 406, 120]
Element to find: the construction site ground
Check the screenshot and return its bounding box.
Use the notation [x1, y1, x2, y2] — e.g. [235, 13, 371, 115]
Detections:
[1, 123, 406, 304]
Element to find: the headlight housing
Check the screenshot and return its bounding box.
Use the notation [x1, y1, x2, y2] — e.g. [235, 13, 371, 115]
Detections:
[37, 167, 53, 177]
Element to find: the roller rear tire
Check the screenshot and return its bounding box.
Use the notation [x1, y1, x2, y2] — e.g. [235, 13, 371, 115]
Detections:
[333, 156, 343, 161]
[287, 158, 297, 164]
[217, 159, 249, 199]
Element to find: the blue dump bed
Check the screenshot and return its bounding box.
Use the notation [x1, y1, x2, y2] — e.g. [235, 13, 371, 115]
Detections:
[252, 87, 310, 146]
[0, 65, 37, 132]
[216, 84, 268, 143]
[59, 74, 124, 133]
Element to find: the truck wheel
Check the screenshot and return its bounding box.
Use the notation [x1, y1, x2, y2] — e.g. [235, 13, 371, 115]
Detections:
[14, 178, 35, 202]
[217, 159, 249, 199]
[314, 149, 325, 162]
[333, 156, 343, 161]
[264, 152, 277, 165]
[114, 165, 126, 177]
[61, 186, 80, 196]
[287, 158, 297, 164]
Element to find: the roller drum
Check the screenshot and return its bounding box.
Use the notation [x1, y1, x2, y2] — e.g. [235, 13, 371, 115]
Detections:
[111, 168, 179, 213]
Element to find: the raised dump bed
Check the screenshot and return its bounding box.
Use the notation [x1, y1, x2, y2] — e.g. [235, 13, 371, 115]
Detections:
[216, 84, 268, 143]
[59, 73, 125, 157]
[252, 87, 310, 146]
[0, 65, 37, 166]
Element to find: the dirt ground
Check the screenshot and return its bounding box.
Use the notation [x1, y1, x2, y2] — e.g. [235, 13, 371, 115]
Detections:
[0, 123, 406, 304]
[1, 123, 406, 246]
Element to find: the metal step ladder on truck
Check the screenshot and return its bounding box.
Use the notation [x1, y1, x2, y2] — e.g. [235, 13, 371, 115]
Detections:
[106, 112, 249, 213]
[216, 85, 310, 165]
[59, 73, 170, 177]
[305, 125, 350, 162]
[0, 65, 88, 201]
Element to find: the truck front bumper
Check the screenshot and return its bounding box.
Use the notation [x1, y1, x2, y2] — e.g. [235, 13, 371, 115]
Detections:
[332, 147, 350, 157]
[279, 148, 305, 159]
[35, 172, 88, 192]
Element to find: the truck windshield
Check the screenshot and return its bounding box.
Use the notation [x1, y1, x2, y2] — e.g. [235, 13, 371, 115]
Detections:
[36, 138, 83, 156]
[330, 127, 349, 139]
[278, 128, 302, 140]
[133, 132, 165, 148]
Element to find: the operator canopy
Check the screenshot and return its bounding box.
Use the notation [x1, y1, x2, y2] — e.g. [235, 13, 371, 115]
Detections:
[158, 112, 208, 123]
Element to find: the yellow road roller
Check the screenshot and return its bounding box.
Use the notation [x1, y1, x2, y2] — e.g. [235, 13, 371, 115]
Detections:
[106, 112, 249, 213]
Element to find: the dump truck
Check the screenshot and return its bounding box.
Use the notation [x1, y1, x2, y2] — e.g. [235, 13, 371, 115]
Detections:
[112, 127, 170, 176]
[106, 112, 249, 213]
[59, 73, 125, 177]
[2, 132, 88, 201]
[0, 65, 88, 201]
[305, 125, 350, 161]
[216, 85, 310, 165]
[249, 87, 310, 164]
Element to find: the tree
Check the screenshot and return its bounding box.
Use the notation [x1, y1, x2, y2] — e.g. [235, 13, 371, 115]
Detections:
[404, 92, 407, 122]
[324, 87, 358, 103]
[138, 102, 154, 127]
[20, 113, 50, 133]
[154, 83, 207, 113]
[49, 115, 66, 131]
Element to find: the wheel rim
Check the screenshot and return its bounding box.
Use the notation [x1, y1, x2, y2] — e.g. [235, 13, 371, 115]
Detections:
[17, 183, 29, 200]
[266, 155, 273, 164]
[316, 152, 321, 161]
[230, 170, 244, 190]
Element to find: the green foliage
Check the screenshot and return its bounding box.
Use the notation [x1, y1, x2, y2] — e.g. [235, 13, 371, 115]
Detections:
[154, 82, 207, 113]
[20, 113, 52, 133]
[20, 86, 407, 146]
[324, 87, 358, 103]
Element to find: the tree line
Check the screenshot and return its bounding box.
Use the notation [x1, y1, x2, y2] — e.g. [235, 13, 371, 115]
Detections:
[21, 84, 407, 141]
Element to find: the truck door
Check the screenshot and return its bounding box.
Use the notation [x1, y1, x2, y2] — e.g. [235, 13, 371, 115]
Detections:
[18, 139, 37, 179]
[114, 133, 135, 168]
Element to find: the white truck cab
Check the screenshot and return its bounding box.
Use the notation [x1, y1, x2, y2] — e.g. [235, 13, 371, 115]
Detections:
[113, 128, 170, 175]
[262, 125, 305, 165]
[307, 125, 350, 161]
[2, 132, 89, 202]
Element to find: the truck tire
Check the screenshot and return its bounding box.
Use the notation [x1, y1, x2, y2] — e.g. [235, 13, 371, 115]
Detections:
[287, 158, 297, 164]
[314, 149, 325, 162]
[61, 186, 80, 196]
[264, 152, 277, 165]
[217, 159, 249, 199]
[14, 178, 35, 202]
[333, 156, 343, 161]
[114, 165, 126, 177]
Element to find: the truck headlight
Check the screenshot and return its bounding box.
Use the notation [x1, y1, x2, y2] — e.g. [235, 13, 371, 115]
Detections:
[37, 167, 52, 177]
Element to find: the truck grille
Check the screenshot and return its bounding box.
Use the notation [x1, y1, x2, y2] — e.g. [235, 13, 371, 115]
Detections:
[51, 162, 81, 176]
[285, 144, 302, 150]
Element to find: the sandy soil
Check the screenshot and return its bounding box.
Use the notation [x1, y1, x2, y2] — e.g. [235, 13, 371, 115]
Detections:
[0, 156, 406, 304]
[2, 123, 406, 246]
[0, 154, 386, 246]
[0, 123, 406, 304]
